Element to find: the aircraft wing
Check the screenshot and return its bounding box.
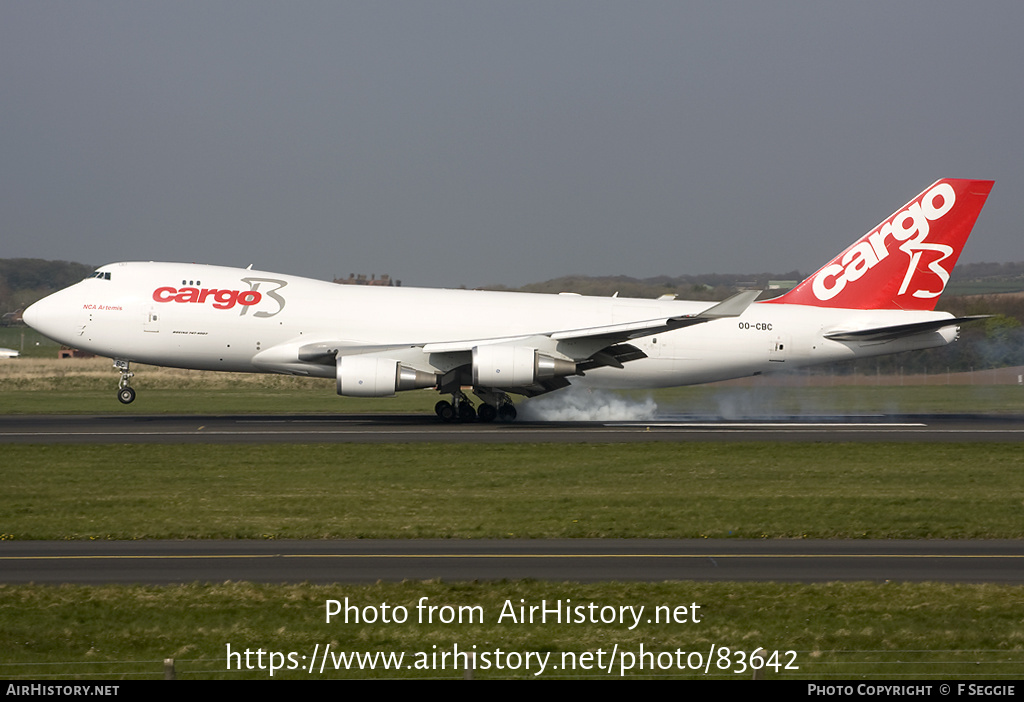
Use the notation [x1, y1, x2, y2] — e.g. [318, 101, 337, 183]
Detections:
[290, 290, 761, 364]
[546, 290, 761, 342]
[255, 290, 761, 397]
[422, 289, 762, 354]
[823, 315, 988, 342]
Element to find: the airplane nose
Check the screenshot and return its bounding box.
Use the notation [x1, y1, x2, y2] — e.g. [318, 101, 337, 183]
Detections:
[22, 292, 73, 344]
[22, 298, 44, 331]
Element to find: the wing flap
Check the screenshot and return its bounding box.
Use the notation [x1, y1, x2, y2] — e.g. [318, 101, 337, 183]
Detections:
[576, 343, 647, 372]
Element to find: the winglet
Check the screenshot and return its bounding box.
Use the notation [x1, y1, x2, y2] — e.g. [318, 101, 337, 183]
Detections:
[766, 179, 994, 311]
[689, 289, 761, 319]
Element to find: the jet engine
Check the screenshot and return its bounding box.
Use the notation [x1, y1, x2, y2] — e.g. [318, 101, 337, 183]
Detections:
[472, 345, 576, 387]
[337, 355, 437, 397]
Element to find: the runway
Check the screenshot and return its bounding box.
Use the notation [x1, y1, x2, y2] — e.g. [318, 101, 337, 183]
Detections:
[3, 412, 1024, 443]
[3, 539, 1022, 585]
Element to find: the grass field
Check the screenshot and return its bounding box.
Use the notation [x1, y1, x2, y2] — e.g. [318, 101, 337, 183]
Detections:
[3, 443, 1023, 540]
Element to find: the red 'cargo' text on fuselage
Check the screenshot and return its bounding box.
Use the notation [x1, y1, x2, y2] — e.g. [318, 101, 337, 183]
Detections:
[152, 287, 262, 310]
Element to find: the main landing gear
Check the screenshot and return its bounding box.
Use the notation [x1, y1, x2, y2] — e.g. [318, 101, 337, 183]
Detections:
[114, 359, 136, 404]
[434, 391, 517, 423]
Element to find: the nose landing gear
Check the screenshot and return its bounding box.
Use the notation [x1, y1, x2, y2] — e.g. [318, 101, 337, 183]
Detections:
[114, 359, 136, 404]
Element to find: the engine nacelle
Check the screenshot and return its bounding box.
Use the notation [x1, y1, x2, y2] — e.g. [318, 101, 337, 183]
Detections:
[472, 345, 576, 387]
[337, 356, 437, 397]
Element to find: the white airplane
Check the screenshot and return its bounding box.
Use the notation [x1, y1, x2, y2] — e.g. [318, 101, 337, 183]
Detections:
[24, 178, 993, 421]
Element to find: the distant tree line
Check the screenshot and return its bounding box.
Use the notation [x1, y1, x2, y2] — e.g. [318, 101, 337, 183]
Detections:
[949, 260, 1024, 282]
[0, 259, 93, 317]
[487, 271, 805, 301]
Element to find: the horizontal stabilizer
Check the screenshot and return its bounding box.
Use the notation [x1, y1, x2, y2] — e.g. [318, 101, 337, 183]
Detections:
[824, 316, 988, 342]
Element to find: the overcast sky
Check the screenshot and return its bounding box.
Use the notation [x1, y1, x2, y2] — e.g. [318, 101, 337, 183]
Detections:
[2, 2, 1021, 288]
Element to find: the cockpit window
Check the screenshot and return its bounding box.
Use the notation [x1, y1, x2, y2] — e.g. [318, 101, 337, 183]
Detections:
[86, 271, 112, 281]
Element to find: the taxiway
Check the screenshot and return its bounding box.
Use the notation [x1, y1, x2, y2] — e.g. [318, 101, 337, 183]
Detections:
[2, 539, 1021, 585]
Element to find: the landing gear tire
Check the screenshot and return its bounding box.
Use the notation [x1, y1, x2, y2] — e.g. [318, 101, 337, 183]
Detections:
[457, 403, 477, 422]
[498, 403, 517, 422]
[113, 360, 136, 405]
[435, 400, 455, 422]
[477, 403, 497, 423]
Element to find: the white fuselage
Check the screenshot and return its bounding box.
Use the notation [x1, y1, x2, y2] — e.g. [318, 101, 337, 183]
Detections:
[24, 261, 957, 391]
